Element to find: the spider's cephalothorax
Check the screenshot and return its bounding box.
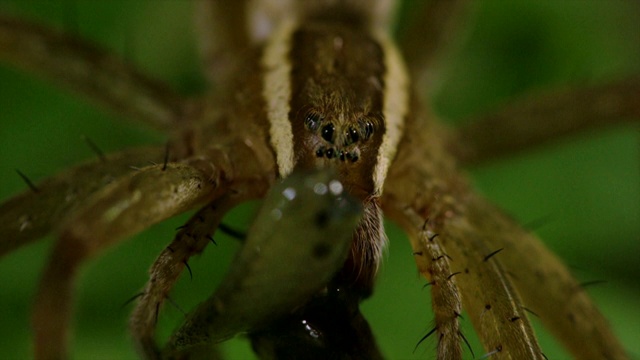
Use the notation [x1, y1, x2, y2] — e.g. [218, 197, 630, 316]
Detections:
[257, 3, 407, 295]
[0, 0, 637, 359]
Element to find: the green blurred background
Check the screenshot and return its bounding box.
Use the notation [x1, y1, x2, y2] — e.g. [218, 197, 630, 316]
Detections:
[0, 1, 638, 359]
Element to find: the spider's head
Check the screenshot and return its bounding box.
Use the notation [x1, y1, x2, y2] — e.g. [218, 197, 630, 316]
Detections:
[302, 107, 377, 165]
[264, 19, 407, 199]
[291, 101, 385, 200]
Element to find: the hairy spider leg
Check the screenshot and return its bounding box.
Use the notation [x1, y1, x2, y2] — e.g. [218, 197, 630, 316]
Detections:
[463, 198, 630, 359]
[438, 210, 544, 359]
[194, 0, 250, 88]
[381, 93, 543, 359]
[450, 78, 640, 165]
[397, 0, 470, 92]
[383, 98, 627, 359]
[0, 147, 164, 257]
[0, 15, 187, 131]
[32, 163, 217, 359]
[396, 208, 464, 360]
[130, 193, 253, 359]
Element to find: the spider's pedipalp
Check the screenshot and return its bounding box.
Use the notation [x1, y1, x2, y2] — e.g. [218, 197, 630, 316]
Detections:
[130, 194, 249, 359]
[0, 146, 164, 257]
[32, 162, 216, 359]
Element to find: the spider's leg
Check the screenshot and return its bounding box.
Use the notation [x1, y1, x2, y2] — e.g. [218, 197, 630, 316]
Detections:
[163, 170, 362, 358]
[397, 0, 471, 92]
[0, 146, 164, 257]
[437, 208, 545, 359]
[389, 203, 545, 359]
[450, 77, 640, 165]
[0, 14, 189, 131]
[130, 193, 250, 359]
[391, 206, 463, 359]
[32, 162, 217, 360]
[463, 198, 629, 359]
[384, 108, 544, 358]
[194, 0, 250, 88]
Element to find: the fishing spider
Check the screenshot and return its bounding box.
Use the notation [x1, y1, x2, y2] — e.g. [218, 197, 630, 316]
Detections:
[0, 1, 638, 359]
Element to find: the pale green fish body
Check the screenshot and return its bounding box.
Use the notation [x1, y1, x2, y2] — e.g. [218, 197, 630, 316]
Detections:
[165, 169, 362, 354]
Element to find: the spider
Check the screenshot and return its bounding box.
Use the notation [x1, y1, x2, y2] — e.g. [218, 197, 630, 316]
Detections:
[0, 0, 639, 359]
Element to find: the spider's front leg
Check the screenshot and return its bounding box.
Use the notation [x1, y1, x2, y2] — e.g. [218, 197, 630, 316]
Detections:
[382, 103, 545, 359]
[389, 202, 464, 359]
[384, 99, 629, 358]
[0, 147, 164, 256]
[32, 162, 220, 359]
[130, 191, 255, 359]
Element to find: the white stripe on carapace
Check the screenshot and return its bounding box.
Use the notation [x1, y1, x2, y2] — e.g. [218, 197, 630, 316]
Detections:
[262, 20, 297, 178]
[372, 30, 409, 195]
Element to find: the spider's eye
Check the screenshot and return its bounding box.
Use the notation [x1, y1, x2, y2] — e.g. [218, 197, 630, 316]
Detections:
[304, 111, 322, 131]
[325, 148, 335, 159]
[321, 123, 335, 143]
[344, 127, 359, 146]
[357, 118, 374, 141]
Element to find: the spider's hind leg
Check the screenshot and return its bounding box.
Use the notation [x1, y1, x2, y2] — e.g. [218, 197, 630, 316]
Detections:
[194, 0, 251, 88]
[31, 162, 217, 359]
[397, 0, 471, 93]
